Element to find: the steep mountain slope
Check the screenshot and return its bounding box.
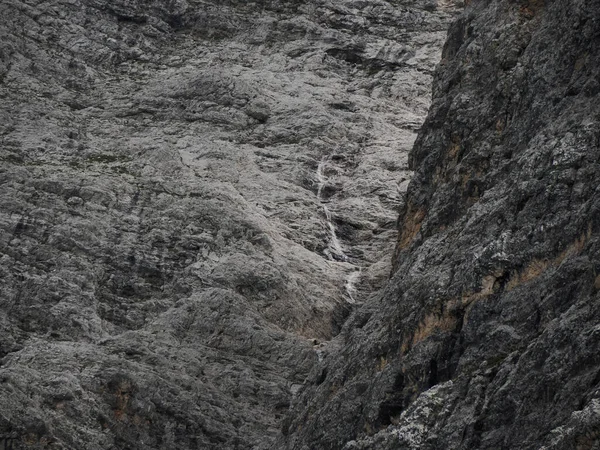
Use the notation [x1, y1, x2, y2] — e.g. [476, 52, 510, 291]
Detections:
[282, 0, 600, 449]
[0, 0, 458, 448]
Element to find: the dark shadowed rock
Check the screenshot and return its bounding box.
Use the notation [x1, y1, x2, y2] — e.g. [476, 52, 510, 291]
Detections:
[281, 0, 600, 449]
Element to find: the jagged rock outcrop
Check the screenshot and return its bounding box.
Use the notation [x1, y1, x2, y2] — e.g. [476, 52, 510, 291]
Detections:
[0, 0, 458, 448]
[281, 0, 600, 449]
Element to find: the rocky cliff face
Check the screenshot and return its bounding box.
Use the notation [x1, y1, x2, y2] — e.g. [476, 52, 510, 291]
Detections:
[282, 0, 600, 449]
[4, 0, 597, 449]
[0, 0, 458, 448]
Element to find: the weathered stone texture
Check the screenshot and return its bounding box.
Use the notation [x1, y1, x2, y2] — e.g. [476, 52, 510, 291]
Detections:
[0, 0, 458, 448]
[281, 1, 600, 449]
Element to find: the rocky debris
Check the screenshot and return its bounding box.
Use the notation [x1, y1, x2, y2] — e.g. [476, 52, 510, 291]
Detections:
[0, 0, 458, 448]
[281, 0, 600, 449]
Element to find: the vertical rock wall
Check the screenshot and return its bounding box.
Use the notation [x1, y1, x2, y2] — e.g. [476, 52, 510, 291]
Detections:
[282, 0, 600, 449]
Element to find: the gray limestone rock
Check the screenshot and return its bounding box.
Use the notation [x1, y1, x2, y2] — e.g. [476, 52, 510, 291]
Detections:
[281, 0, 600, 449]
[0, 0, 458, 448]
[7, 0, 593, 448]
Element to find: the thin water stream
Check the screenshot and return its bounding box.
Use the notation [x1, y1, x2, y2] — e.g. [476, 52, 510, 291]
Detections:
[316, 156, 361, 303]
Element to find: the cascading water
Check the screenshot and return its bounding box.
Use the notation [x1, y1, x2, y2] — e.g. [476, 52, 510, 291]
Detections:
[316, 156, 361, 303]
[345, 269, 361, 303]
[316, 158, 348, 262]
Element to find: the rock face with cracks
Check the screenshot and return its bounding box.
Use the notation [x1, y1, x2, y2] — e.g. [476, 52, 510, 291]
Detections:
[281, 1, 600, 449]
[0, 0, 459, 448]
[5, 0, 597, 449]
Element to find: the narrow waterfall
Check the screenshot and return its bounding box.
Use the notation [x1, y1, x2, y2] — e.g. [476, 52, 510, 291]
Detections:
[316, 157, 347, 261]
[344, 269, 361, 303]
[316, 157, 361, 303]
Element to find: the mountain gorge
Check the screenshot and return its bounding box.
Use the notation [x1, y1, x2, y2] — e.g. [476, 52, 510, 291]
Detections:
[0, 0, 458, 448]
[1, 0, 599, 449]
[281, 0, 600, 448]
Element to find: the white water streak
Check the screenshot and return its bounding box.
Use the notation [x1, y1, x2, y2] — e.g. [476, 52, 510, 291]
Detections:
[317, 158, 347, 262]
[344, 269, 361, 304]
[316, 157, 361, 303]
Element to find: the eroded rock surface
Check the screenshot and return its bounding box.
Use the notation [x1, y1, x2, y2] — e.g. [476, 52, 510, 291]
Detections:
[0, 0, 458, 448]
[282, 1, 600, 449]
